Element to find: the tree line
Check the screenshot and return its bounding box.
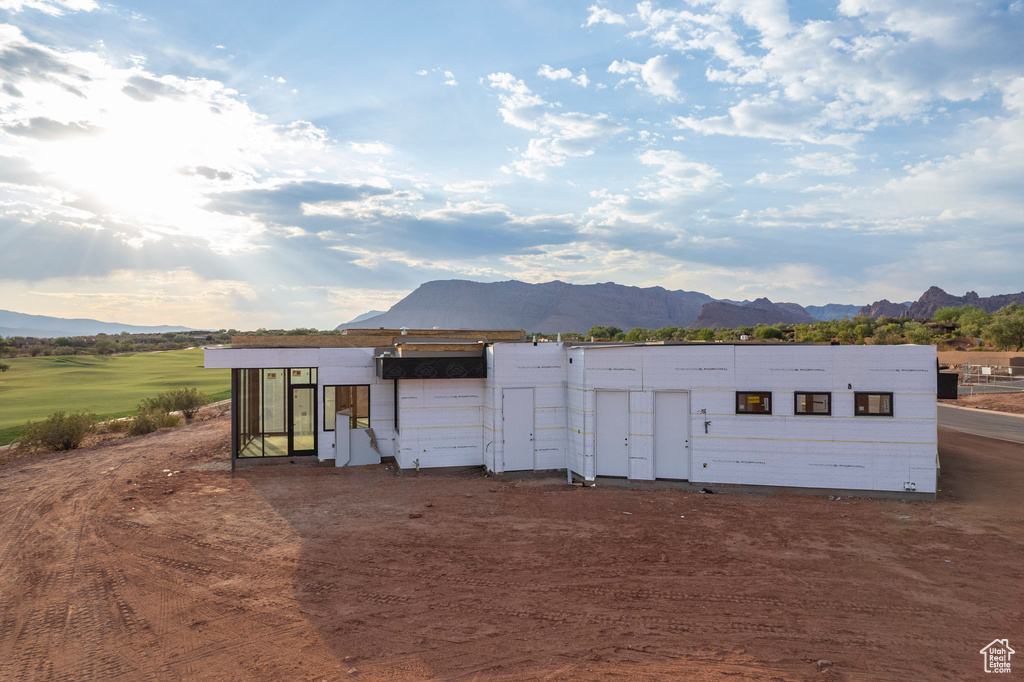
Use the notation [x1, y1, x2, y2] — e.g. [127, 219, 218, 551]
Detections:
[0, 330, 233, 359]
[535, 303, 1024, 352]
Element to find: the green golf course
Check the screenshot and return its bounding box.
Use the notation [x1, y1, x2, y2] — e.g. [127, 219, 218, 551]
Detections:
[0, 348, 229, 446]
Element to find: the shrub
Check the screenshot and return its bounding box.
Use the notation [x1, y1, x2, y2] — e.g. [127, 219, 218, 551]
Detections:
[104, 418, 129, 434]
[0, 362, 9, 372]
[139, 387, 208, 421]
[126, 408, 181, 436]
[20, 410, 97, 451]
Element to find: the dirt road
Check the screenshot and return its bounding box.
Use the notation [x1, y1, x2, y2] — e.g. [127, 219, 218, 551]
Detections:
[1, 414, 1021, 680]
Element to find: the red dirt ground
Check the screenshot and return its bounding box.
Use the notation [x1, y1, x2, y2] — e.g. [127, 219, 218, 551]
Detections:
[948, 391, 1024, 415]
[1, 413, 1021, 681]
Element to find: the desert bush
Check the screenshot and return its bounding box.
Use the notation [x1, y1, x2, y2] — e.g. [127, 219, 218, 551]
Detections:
[104, 418, 129, 434]
[126, 408, 181, 436]
[20, 410, 97, 451]
[139, 387, 208, 421]
[0, 362, 9, 372]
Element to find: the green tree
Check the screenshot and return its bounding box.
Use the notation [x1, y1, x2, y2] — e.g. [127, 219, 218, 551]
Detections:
[0, 362, 9, 372]
[586, 326, 623, 340]
[958, 305, 992, 338]
[651, 326, 682, 341]
[984, 303, 1024, 351]
[753, 325, 784, 340]
[853, 320, 875, 343]
[93, 339, 117, 355]
[932, 306, 961, 323]
[903, 321, 933, 345]
[694, 328, 715, 341]
[623, 328, 651, 342]
[792, 324, 813, 342]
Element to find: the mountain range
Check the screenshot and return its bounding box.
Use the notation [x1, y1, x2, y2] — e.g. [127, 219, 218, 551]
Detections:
[344, 281, 1024, 333]
[859, 286, 1024, 320]
[0, 309, 194, 339]
[341, 280, 861, 332]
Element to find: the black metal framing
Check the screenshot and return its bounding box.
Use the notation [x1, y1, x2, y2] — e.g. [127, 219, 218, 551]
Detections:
[322, 384, 369, 432]
[232, 367, 318, 458]
[287, 382, 317, 457]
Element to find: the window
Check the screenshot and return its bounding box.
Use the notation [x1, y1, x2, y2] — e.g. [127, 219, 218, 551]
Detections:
[855, 392, 893, 416]
[795, 392, 831, 415]
[324, 385, 370, 430]
[736, 391, 771, 414]
[234, 367, 317, 458]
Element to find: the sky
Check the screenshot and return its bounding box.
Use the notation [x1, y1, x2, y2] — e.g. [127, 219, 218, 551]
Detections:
[1, 0, 1022, 331]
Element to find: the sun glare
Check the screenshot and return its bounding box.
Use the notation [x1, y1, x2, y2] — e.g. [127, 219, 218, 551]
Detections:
[20, 71, 270, 252]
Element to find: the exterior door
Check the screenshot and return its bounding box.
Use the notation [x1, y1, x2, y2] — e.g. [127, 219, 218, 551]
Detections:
[502, 388, 534, 471]
[289, 386, 317, 456]
[595, 390, 629, 477]
[654, 391, 690, 480]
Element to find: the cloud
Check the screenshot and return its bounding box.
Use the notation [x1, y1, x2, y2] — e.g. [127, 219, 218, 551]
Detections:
[584, 4, 626, 27]
[349, 141, 393, 155]
[206, 179, 580, 261]
[789, 152, 860, 176]
[618, 0, 1024, 144]
[120, 75, 187, 102]
[417, 67, 457, 86]
[608, 55, 682, 100]
[442, 180, 493, 194]
[673, 97, 862, 147]
[3, 116, 99, 139]
[0, 24, 395, 265]
[487, 72, 626, 178]
[0, 0, 97, 16]
[572, 69, 590, 88]
[537, 64, 572, 81]
[585, 149, 729, 240]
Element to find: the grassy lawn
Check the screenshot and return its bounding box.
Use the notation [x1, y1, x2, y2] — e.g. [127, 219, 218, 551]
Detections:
[0, 348, 229, 446]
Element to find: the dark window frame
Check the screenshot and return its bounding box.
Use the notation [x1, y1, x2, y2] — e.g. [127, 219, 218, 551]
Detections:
[854, 392, 893, 417]
[794, 391, 832, 416]
[323, 384, 371, 431]
[736, 391, 772, 415]
[233, 367, 317, 458]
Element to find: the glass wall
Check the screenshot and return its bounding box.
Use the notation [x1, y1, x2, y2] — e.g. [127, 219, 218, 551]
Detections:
[234, 367, 317, 458]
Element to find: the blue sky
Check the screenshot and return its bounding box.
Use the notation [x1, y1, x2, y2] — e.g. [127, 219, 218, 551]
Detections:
[1, 0, 1022, 330]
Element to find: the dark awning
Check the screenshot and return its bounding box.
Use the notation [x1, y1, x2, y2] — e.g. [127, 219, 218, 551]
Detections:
[375, 354, 486, 380]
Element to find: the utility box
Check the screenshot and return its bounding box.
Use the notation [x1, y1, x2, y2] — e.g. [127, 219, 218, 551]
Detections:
[937, 372, 958, 399]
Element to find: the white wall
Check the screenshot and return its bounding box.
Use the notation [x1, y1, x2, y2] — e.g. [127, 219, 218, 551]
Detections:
[483, 347, 498, 472]
[487, 343, 568, 472]
[567, 347, 587, 478]
[572, 344, 938, 493]
[394, 378, 485, 469]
